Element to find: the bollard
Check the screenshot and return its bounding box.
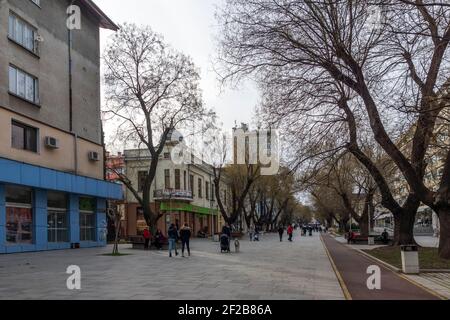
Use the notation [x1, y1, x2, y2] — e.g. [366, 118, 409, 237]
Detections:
[401, 245, 419, 274]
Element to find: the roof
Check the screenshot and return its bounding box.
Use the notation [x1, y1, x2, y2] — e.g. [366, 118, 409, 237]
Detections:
[79, 0, 119, 31]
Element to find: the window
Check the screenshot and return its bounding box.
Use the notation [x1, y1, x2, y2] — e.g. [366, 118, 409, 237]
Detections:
[5, 186, 33, 244]
[164, 169, 171, 189]
[189, 175, 194, 196]
[211, 183, 215, 201]
[206, 181, 210, 200]
[183, 171, 187, 190]
[9, 65, 39, 104]
[11, 121, 38, 152]
[47, 192, 69, 243]
[198, 178, 203, 198]
[138, 171, 148, 192]
[79, 198, 96, 242]
[8, 13, 37, 53]
[164, 152, 171, 160]
[175, 169, 181, 190]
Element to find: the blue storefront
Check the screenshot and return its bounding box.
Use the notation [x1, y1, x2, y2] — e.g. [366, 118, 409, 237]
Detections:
[0, 157, 122, 254]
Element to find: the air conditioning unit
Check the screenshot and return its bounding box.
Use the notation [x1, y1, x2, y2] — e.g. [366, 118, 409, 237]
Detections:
[88, 151, 100, 162]
[44, 136, 59, 149]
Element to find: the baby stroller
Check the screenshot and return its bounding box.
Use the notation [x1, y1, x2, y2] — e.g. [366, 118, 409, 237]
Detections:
[220, 234, 231, 253]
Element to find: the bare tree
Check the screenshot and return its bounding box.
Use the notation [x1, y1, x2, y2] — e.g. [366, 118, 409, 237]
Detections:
[103, 23, 211, 233]
[217, 1, 450, 257]
[107, 204, 122, 255]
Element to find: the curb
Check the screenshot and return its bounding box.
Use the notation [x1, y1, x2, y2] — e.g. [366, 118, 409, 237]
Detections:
[320, 235, 352, 300]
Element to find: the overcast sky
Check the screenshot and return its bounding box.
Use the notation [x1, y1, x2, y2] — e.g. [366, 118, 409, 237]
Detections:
[94, 0, 259, 145]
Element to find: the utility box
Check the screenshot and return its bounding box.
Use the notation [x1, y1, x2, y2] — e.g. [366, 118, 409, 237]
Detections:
[368, 237, 375, 246]
[401, 245, 419, 274]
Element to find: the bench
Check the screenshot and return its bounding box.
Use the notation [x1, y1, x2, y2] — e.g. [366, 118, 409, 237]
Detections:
[129, 236, 145, 249]
[129, 235, 169, 250]
[349, 235, 392, 245]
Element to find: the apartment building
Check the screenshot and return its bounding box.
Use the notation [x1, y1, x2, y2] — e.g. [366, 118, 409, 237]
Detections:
[122, 135, 228, 238]
[0, 0, 122, 253]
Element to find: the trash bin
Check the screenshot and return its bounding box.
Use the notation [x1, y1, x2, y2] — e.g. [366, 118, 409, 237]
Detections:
[401, 245, 419, 274]
[368, 237, 375, 245]
[213, 234, 220, 242]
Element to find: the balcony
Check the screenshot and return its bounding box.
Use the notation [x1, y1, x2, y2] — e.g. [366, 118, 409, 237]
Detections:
[153, 189, 193, 201]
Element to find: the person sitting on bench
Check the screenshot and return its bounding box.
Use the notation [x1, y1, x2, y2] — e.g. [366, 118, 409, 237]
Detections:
[381, 229, 389, 244]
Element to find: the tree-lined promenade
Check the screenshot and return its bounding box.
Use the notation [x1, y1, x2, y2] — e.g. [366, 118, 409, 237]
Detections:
[215, 0, 450, 259]
[101, 1, 450, 261]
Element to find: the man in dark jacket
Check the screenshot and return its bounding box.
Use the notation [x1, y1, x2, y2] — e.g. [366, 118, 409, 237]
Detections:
[168, 224, 179, 257]
[278, 226, 284, 242]
[180, 224, 192, 257]
[222, 224, 231, 238]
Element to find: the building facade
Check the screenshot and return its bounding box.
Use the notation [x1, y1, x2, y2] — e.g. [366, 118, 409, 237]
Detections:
[0, 0, 122, 254]
[122, 138, 228, 238]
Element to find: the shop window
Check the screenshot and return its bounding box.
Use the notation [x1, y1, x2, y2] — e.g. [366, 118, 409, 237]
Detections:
[79, 198, 96, 241]
[47, 192, 68, 243]
[5, 185, 33, 244]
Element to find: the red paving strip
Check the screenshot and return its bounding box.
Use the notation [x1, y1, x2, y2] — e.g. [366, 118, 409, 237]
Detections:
[321, 234, 440, 300]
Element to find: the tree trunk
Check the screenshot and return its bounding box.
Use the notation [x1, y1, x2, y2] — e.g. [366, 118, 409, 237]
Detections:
[437, 208, 450, 259]
[393, 213, 417, 246]
[359, 218, 369, 238]
[112, 218, 121, 255]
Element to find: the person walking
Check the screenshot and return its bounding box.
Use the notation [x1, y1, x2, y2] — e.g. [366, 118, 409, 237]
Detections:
[278, 225, 284, 242]
[168, 224, 179, 257]
[180, 224, 192, 257]
[143, 228, 151, 250]
[287, 224, 294, 242]
[222, 224, 231, 238]
[249, 226, 255, 242]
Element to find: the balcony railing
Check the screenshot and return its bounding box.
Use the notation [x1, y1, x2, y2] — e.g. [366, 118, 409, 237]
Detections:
[153, 189, 193, 201]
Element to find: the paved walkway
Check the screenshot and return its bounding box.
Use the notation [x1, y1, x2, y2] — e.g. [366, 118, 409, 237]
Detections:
[321, 234, 441, 300]
[0, 233, 343, 300]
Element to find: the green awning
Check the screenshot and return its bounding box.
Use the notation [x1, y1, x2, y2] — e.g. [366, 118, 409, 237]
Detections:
[160, 202, 219, 216]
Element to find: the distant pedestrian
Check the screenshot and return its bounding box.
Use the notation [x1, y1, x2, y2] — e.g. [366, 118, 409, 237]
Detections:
[154, 229, 164, 250]
[287, 225, 294, 242]
[143, 228, 151, 250]
[381, 229, 389, 245]
[168, 224, 179, 257]
[249, 226, 255, 242]
[180, 224, 192, 257]
[278, 226, 284, 242]
[222, 224, 231, 238]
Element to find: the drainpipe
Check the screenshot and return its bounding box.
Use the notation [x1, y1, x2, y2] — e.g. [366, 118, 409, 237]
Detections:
[68, 2, 76, 174]
[68, 26, 73, 133]
[73, 133, 78, 175]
